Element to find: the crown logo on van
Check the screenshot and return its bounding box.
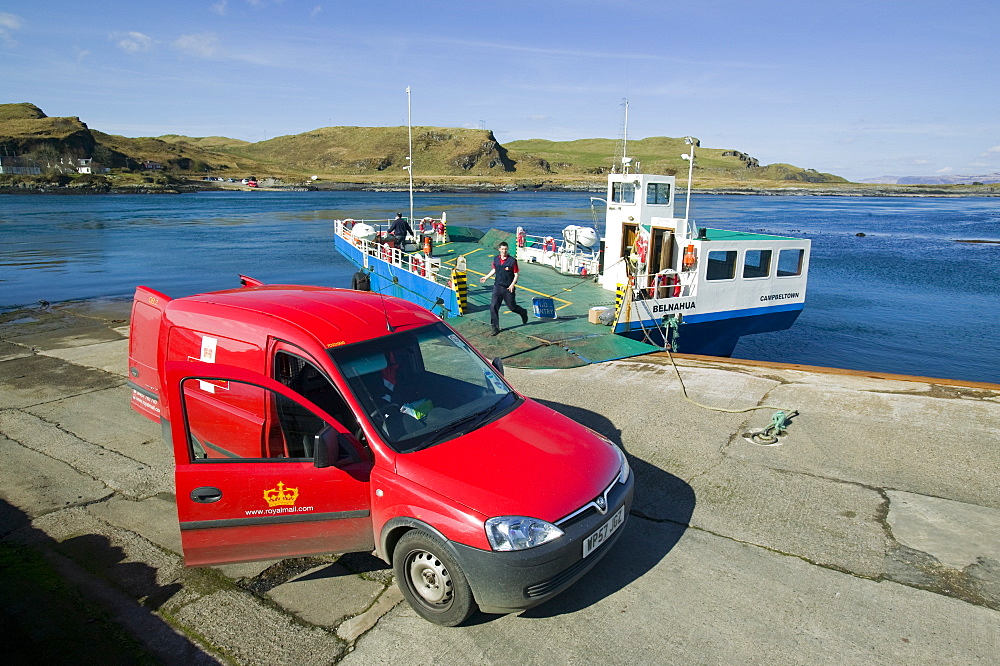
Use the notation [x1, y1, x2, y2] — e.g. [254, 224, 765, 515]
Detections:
[263, 482, 299, 507]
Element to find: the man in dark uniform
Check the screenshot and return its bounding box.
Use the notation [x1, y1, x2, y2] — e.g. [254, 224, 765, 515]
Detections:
[386, 213, 412, 247]
[480, 241, 529, 336]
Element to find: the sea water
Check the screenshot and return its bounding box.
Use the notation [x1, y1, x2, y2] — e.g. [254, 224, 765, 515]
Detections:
[1, 191, 998, 383]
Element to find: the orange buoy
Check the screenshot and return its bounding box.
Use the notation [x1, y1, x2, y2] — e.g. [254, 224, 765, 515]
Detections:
[683, 244, 697, 270]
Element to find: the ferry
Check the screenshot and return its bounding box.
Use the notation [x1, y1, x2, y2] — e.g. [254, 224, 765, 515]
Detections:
[333, 145, 810, 367]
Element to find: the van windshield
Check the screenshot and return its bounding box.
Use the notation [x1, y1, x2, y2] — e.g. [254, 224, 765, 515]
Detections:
[329, 323, 517, 452]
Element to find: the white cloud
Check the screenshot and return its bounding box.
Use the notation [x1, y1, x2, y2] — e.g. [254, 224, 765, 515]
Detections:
[0, 12, 23, 46]
[212, 1, 228, 16]
[935, 166, 954, 174]
[311, 5, 323, 17]
[978, 145, 1000, 160]
[174, 32, 221, 58]
[112, 31, 154, 53]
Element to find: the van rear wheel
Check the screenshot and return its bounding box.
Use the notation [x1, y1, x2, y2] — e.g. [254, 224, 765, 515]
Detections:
[393, 530, 476, 626]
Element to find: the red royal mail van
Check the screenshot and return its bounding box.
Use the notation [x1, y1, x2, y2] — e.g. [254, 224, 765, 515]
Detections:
[127, 277, 633, 626]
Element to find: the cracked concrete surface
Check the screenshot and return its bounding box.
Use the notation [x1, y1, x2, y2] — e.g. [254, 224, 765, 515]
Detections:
[1, 302, 998, 664]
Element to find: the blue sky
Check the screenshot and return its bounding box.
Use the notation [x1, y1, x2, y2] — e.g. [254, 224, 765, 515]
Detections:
[2, 0, 998, 181]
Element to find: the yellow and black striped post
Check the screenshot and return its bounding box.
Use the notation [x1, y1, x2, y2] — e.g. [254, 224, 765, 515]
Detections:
[453, 270, 468, 314]
[614, 283, 625, 325]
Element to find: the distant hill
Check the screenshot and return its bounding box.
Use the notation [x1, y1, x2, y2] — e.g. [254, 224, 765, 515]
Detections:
[0, 102, 847, 184]
[227, 126, 532, 177]
[505, 137, 847, 183]
[861, 173, 1000, 185]
[156, 134, 252, 150]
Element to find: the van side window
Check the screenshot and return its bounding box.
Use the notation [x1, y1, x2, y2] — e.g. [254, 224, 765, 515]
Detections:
[274, 352, 361, 436]
[181, 377, 333, 461]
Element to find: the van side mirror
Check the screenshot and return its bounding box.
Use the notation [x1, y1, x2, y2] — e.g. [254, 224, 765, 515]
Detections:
[314, 426, 363, 468]
[491, 357, 504, 377]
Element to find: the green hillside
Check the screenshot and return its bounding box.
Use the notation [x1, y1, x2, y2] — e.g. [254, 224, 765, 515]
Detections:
[0, 102, 848, 187]
[156, 134, 252, 150]
[0, 102, 47, 121]
[505, 137, 847, 184]
[225, 126, 541, 177]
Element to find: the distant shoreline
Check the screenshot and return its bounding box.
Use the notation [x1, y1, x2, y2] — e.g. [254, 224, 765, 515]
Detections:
[2, 180, 999, 198]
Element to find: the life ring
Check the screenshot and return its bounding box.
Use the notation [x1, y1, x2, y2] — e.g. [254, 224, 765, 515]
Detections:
[516, 227, 526, 248]
[654, 273, 681, 298]
[412, 253, 425, 277]
[419, 216, 432, 233]
[543, 236, 556, 253]
[343, 218, 355, 230]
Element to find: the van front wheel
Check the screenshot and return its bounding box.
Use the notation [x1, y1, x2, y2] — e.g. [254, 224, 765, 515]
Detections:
[393, 530, 477, 626]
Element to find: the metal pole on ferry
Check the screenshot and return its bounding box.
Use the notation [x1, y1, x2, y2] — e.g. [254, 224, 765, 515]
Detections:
[406, 86, 414, 241]
[682, 136, 696, 241]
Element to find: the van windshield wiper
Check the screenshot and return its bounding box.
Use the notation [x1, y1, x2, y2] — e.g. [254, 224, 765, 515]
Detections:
[410, 399, 506, 451]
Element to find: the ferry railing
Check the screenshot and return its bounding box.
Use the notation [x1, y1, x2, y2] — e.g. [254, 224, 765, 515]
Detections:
[336, 220, 451, 287]
[516, 233, 601, 276]
[632, 271, 697, 299]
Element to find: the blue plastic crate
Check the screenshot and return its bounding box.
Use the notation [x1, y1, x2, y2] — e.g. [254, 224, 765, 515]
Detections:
[532, 297, 557, 319]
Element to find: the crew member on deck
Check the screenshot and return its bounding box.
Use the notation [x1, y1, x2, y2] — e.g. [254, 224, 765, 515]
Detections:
[480, 241, 529, 336]
[387, 213, 412, 247]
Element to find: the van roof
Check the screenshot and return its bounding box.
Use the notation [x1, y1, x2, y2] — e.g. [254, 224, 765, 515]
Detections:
[177, 284, 439, 347]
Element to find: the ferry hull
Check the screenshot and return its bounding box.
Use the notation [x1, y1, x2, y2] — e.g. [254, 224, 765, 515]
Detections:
[616, 304, 804, 357]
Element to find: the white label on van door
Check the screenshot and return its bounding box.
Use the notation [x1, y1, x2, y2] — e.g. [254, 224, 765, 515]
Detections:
[199, 336, 218, 393]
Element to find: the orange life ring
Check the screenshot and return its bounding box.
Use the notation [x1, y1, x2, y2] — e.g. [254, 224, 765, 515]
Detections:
[516, 228, 526, 248]
[543, 236, 556, 252]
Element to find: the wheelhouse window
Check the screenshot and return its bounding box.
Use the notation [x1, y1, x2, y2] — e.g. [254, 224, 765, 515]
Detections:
[706, 250, 738, 281]
[611, 182, 635, 204]
[743, 249, 772, 279]
[646, 182, 671, 205]
[777, 248, 805, 277]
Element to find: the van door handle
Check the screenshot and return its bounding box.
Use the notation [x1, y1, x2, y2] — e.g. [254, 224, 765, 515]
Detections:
[190, 486, 223, 503]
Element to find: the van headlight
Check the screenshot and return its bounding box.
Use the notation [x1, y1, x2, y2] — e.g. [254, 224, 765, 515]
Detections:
[485, 516, 564, 551]
[615, 445, 630, 484]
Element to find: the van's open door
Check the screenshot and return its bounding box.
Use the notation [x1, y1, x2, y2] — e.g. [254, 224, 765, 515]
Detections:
[164, 361, 374, 566]
[128, 286, 171, 423]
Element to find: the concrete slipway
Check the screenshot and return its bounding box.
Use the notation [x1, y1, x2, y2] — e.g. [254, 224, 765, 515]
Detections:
[0, 300, 997, 665]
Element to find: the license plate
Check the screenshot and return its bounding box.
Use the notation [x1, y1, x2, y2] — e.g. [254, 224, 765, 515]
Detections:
[582, 505, 625, 558]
